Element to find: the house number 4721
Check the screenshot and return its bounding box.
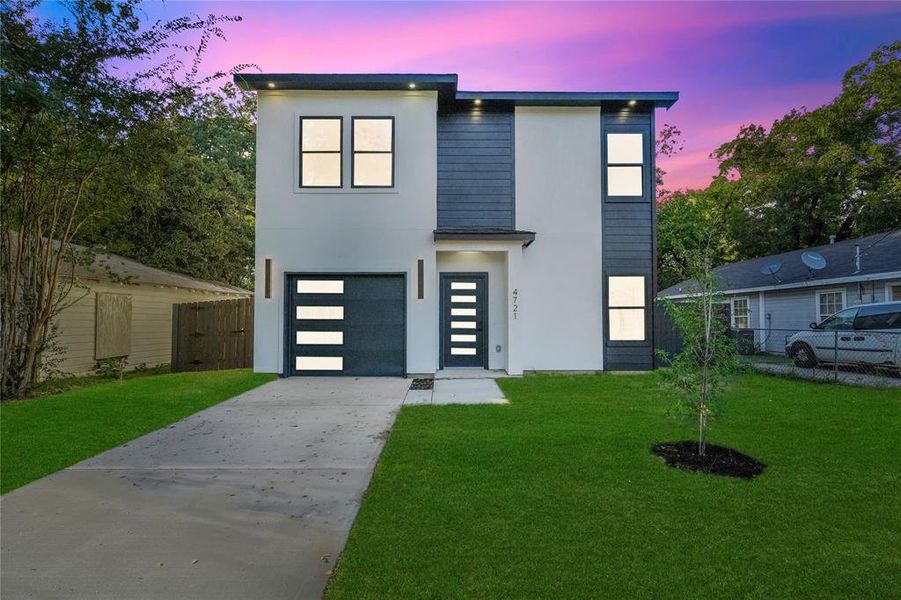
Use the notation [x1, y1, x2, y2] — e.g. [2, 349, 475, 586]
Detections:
[512, 288, 519, 320]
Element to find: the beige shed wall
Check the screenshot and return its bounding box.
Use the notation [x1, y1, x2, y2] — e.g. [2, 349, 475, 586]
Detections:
[50, 280, 248, 376]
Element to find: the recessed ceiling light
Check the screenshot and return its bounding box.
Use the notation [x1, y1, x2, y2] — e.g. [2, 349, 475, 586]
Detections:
[267, 82, 276, 89]
[408, 82, 416, 89]
[628, 99, 637, 106]
[473, 98, 482, 106]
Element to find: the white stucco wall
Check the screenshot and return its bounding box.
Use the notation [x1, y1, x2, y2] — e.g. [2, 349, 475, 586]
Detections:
[436, 251, 508, 370]
[514, 107, 604, 371]
[254, 90, 439, 374]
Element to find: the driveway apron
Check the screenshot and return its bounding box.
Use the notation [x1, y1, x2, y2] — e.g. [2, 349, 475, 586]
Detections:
[1, 377, 409, 600]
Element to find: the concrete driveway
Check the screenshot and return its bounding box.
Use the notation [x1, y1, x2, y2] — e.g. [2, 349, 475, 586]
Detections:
[1, 377, 409, 600]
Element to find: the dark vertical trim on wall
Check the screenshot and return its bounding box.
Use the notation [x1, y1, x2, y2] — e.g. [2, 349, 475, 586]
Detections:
[601, 110, 655, 371]
[649, 109, 658, 367]
[417, 259, 424, 300]
[437, 109, 515, 229]
[511, 110, 516, 228]
[264, 258, 272, 299]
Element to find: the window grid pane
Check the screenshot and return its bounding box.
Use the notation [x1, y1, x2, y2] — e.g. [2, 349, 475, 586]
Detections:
[609, 276, 645, 308]
[607, 166, 643, 196]
[607, 133, 644, 164]
[609, 308, 645, 341]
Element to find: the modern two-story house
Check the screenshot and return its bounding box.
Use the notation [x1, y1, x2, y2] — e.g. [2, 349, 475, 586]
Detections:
[235, 73, 678, 377]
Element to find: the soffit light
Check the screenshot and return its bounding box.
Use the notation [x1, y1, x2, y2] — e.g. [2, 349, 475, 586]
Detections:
[408, 82, 416, 89]
[628, 99, 637, 107]
[473, 98, 482, 106]
[267, 82, 276, 89]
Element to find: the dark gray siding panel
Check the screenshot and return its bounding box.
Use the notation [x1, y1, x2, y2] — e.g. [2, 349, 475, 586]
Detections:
[602, 112, 656, 371]
[437, 110, 515, 229]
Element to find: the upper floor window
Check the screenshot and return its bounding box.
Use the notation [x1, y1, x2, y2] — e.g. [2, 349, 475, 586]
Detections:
[300, 117, 342, 188]
[606, 133, 644, 197]
[352, 117, 394, 188]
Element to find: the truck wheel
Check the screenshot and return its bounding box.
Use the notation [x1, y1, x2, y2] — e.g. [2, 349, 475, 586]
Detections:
[791, 343, 817, 368]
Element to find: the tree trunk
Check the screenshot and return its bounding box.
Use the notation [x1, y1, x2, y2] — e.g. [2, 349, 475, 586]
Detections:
[699, 407, 708, 456]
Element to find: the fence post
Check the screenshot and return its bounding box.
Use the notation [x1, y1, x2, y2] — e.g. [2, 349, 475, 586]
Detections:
[833, 330, 839, 382]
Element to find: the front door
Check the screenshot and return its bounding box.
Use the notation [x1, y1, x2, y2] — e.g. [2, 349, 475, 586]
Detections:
[440, 273, 488, 368]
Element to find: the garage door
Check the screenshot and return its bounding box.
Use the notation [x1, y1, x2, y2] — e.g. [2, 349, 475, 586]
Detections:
[287, 274, 405, 376]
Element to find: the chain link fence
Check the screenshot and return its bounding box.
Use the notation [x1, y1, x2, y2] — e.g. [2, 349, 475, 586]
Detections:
[655, 305, 901, 388]
[735, 327, 901, 387]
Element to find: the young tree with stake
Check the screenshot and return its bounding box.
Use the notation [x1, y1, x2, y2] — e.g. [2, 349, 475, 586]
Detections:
[657, 229, 738, 456]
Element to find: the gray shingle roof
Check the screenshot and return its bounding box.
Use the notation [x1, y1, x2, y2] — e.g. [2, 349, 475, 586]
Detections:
[7, 232, 251, 295]
[659, 229, 901, 297]
[74, 250, 251, 295]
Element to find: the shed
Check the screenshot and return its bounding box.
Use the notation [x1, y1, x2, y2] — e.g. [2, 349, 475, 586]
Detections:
[51, 248, 250, 376]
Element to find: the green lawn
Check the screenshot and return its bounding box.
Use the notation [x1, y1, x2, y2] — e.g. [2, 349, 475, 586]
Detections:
[1, 369, 275, 494]
[328, 373, 900, 598]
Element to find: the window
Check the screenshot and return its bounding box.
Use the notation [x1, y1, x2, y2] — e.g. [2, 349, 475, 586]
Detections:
[352, 117, 394, 187]
[820, 307, 857, 330]
[297, 280, 344, 294]
[299, 117, 342, 188]
[731, 297, 750, 329]
[888, 283, 901, 302]
[817, 290, 845, 322]
[606, 133, 644, 197]
[853, 306, 901, 330]
[608, 276, 646, 341]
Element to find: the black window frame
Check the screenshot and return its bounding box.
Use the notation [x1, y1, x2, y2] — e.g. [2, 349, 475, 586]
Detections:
[603, 128, 649, 202]
[299, 116, 343, 189]
[351, 116, 395, 189]
[606, 274, 648, 343]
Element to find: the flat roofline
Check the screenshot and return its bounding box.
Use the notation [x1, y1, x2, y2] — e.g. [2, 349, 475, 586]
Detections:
[434, 228, 536, 247]
[455, 90, 679, 109]
[234, 73, 679, 109]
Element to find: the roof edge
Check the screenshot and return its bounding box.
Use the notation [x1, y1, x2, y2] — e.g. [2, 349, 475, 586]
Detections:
[659, 270, 901, 299]
[234, 73, 679, 109]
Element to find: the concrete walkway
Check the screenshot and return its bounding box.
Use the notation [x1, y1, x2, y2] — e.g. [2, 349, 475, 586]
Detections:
[404, 378, 508, 405]
[1, 377, 409, 600]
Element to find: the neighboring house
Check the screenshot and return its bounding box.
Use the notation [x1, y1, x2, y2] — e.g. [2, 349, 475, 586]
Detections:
[52, 249, 250, 376]
[658, 229, 901, 353]
[236, 73, 678, 376]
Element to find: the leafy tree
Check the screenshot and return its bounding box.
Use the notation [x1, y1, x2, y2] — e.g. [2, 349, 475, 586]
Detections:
[78, 83, 257, 288]
[0, 0, 240, 396]
[657, 42, 900, 288]
[655, 123, 684, 203]
[657, 185, 739, 289]
[710, 42, 901, 258]
[657, 228, 738, 456]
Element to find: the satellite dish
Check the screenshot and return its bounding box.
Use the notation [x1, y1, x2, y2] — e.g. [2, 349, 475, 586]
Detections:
[760, 261, 782, 276]
[801, 251, 827, 270]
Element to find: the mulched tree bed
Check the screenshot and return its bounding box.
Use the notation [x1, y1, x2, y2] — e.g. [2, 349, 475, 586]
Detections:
[652, 441, 766, 480]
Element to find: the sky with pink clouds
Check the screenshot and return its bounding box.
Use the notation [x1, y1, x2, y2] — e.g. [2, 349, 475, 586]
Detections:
[41, 1, 901, 190]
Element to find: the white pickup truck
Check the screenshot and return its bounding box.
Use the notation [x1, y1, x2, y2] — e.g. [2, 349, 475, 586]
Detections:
[786, 301, 901, 372]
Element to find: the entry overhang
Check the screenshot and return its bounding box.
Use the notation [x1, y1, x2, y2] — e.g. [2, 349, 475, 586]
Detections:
[433, 228, 536, 247]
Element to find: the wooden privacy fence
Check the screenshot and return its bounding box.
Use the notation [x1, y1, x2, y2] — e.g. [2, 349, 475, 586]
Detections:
[171, 298, 253, 372]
